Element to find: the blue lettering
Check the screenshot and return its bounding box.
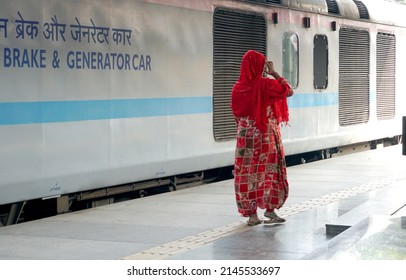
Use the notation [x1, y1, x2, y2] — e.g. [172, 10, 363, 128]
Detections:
[13, 48, 21, 67]
[76, 51, 82, 69]
[132, 54, 151, 71]
[40, 49, 46, 68]
[125, 54, 130, 70]
[64, 50, 152, 71]
[3, 48, 46, 68]
[98, 52, 104, 69]
[110, 53, 117, 66]
[22, 49, 30, 67]
[132, 54, 138, 70]
[91, 51, 97, 69]
[67, 51, 75, 69]
[32, 49, 40, 68]
[138, 55, 145, 71]
[82, 51, 89, 69]
[117, 53, 123, 70]
[146, 55, 151, 71]
[4, 47, 11, 67]
[104, 53, 111, 69]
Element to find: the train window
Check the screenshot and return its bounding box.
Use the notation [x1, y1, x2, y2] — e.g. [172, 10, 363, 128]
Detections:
[213, 8, 266, 141]
[376, 32, 396, 120]
[282, 32, 299, 88]
[314, 35, 328, 90]
[338, 27, 370, 126]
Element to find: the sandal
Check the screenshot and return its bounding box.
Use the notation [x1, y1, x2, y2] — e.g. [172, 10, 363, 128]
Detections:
[247, 214, 263, 226]
[247, 218, 263, 226]
[264, 210, 286, 223]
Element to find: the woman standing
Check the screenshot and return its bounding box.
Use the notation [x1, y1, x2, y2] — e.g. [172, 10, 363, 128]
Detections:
[231, 50, 294, 226]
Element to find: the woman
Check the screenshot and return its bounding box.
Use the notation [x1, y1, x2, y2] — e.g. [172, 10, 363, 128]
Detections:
[231, 50, 294, 226]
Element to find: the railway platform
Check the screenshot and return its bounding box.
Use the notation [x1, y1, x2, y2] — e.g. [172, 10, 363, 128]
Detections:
[0, 144, 405, 261]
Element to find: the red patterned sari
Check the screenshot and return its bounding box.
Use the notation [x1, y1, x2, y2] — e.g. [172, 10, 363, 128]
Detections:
[234, 115, 288, 216]
[231, 50, 291, 217]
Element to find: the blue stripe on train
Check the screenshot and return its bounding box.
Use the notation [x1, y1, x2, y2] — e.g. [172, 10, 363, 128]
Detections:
[288, 92, 338, 108]
[0, 97, 213, 125]
[0, 93, 337, 125]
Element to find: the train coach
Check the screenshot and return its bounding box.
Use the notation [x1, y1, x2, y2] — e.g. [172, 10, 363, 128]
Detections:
[1, 0, 405, 225]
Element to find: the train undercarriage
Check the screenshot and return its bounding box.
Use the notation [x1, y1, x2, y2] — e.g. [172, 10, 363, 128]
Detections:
[0, 135, 402, 227]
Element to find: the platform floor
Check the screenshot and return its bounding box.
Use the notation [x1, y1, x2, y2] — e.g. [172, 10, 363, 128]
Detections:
[0, 145, 405, 260]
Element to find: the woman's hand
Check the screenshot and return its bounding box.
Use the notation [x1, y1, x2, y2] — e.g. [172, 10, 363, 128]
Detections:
[264, 61, 275, 75]
[264, 61, 282, 80]
[265, 61, 294, 97]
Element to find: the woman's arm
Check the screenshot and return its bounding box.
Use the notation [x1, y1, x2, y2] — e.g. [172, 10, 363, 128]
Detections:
[264, 61, 294, 97]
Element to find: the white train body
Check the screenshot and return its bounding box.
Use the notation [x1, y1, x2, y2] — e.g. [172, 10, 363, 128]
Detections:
[1, 0, 405, 215]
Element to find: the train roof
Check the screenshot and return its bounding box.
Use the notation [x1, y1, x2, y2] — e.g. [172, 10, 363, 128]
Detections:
[361, 0, 406, 27]
[244, 0, 406, 27]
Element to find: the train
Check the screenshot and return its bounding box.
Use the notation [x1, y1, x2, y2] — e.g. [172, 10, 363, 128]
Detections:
[1, 0, 406, 226]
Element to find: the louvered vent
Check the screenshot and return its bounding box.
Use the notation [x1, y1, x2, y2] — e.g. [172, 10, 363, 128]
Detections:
[353, 0, 369, 19]
[326, 0, 340, 14]
[243, 0, 281, 4]
[213, 9, 266, 141]
[376, 32, 396, 120]
[245, 0, 281, 4]
[339, 27, 370, 126]
[246, 0, 263, 3]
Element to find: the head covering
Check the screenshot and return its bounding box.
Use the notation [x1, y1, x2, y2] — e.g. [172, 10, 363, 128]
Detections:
[231, 50, 289, 132]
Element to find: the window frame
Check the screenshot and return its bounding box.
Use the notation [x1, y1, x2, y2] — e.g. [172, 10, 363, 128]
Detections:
[282, 32, 299, 89]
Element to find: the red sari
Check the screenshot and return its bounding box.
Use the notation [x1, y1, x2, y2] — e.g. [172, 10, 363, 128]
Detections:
[231, 50, 291, 217]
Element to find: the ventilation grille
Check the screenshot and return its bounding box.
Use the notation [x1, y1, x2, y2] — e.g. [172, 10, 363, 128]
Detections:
[353, 0, 369, 19]
[376, 33, 396, 120]
[213, 9, 266, 141]
[326, 0, 340, 14]
[339, 28, 370, 126]
[245, 0, 281, 4]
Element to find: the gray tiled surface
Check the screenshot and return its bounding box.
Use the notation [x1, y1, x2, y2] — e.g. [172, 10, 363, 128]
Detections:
[303, 215, 406, 260]
[170, 182, 406, 260]
[0, 145, 405, 260]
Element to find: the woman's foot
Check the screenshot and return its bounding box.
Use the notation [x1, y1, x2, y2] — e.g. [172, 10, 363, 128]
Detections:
[264, 209, 286, 223]
[247, 214, 262, 226]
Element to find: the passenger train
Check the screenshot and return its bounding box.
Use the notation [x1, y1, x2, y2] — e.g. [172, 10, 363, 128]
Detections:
[1, 0, 405, 225]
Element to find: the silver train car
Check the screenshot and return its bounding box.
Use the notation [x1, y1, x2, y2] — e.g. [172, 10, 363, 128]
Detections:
[1, 0, 406, 225]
